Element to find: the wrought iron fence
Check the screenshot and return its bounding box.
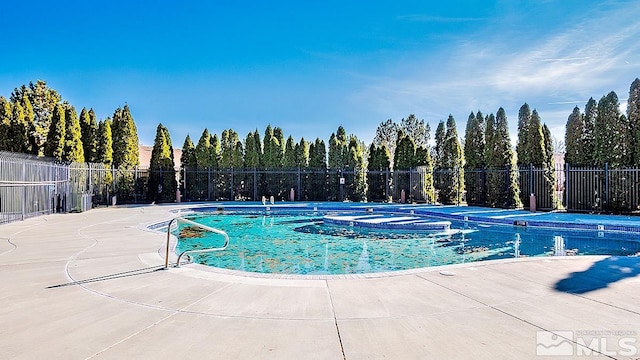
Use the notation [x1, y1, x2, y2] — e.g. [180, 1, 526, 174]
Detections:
[4, 149, 640, 225]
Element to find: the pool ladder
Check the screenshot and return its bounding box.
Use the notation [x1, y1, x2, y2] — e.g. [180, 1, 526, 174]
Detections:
[165, 217, 230, 269]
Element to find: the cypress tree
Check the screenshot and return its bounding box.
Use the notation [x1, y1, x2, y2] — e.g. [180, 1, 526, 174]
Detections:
[180, 134, 197, 199]
[111, 105, 139, 169]
[394, 130, 415, 171]
[439, 115, 464, 204]
[400, 114, 430, 148]
[627, 78, 640, 166]
[515, 103, 531, 165]
[295, 137, 309, 168]
[284, 135, 296, 168]
[345, 136, 367, 201]
[44, 103, 66, 160]
[11, 80, 62, 155]
[181, 135, 196, 169]
[594, 92, 626, 167]
[433, 120, 446, 170]
[464, 112, 485, 169]
[542, 123, 558, 207]
[232, 141, 243, 168]
[582, 98, 597, 165]
[220, 129, 239, 169]
[373, 119, 398, 168]
[485, 109, 521, 208]
[96, 118, 113, 166]
[148, 124, 176, 202]
[308, 138, 327, 200]
[0, 97, 12, 151]
[63, 103, 85, 163]
[210, 133, 221, 168]
[8, 100, 28, 153]
[20, 93, 36, 154]
[464, 111, 485, 205]
[195, 129, 212, 168]
[80, 108, 98, 162]
[564, 106, 583, 166]
[244, 131, 260, 169]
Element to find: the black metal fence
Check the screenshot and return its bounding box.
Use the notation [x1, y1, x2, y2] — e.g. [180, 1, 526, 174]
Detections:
[4, 149, 640, 224]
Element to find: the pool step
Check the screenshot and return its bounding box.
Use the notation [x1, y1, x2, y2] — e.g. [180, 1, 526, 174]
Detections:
[323, 214, 451, 231]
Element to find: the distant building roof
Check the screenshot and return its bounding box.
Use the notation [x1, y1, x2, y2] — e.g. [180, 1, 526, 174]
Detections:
[138, 145, 182, 170]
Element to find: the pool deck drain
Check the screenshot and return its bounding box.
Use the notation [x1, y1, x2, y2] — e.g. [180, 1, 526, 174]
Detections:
[1, 203, 639, 359]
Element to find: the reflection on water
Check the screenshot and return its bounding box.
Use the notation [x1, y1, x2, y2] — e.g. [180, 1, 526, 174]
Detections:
[176, 211, 640, 275]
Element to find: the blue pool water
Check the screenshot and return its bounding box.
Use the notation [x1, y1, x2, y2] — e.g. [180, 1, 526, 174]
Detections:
[173, 207, 640, 275]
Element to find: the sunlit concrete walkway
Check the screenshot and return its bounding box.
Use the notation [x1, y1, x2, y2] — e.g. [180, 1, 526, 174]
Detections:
[1, 204, 639, 359]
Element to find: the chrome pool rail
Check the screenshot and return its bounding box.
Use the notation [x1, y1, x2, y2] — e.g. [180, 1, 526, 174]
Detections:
[165, 217, 230, 269]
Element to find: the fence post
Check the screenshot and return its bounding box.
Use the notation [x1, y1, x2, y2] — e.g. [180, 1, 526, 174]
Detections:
[565, 163, 570, 210]
[253, 168, 257, 201]
[183, 167, 187, 201]
[207, 167, 211, 201]
[21, 162, 26, 220]
[230, 168, 235, 201]
[385, 169, 390, 201]
[297, 167, 301, 201]
[605, 162, 609, 212]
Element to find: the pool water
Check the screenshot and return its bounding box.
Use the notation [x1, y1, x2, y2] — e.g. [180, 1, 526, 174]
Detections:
[174, 210, 640, 275]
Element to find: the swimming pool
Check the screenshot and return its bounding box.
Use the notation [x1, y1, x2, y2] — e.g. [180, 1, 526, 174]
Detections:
[170, 204, 640, 276]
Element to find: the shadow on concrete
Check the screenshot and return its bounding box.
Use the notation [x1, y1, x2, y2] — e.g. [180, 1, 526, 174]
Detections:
[46, 266, 164, 289]
[554, 256, 640, 294]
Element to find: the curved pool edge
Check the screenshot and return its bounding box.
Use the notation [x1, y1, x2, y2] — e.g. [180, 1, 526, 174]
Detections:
[146, 251, 614, 281]
[143, 202, 640, 279]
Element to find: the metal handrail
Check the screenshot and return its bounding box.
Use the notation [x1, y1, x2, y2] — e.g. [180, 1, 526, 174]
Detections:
[165, 217, 229, 269]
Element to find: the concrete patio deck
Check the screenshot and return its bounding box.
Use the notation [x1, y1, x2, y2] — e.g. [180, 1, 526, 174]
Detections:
[1, 204, 639, 359]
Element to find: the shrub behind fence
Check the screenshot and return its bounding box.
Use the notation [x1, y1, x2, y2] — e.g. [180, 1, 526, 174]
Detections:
[3, 150, 640, 224]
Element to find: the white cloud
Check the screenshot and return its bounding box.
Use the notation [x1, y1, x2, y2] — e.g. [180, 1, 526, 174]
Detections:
[354, 1, 640, 140]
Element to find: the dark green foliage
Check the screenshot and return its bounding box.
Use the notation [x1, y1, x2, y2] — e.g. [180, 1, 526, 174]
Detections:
[400, 114, 430, 148]
[433, 120, 445, 169]
[367, 143, 391, 201]
[438, 115, 464, 204]
[244, 130, 262, 168]
[394, 130, 415, 171]
[195, 129, 215, 168]
[464, 112, 484, 169]
[464, 111, 485, 205]
[11, 80, 61, 155]
[0, 97, 12, 151]
[210, 134, 221, 168]
[148, 124, 177, 202]
[485, 109, 521, 208]
[181, 135, 196, 169]
[542, 123, 558, 208]
[180, 134, 197, 199]
[516, 103, 546, 167]
[594, 92, 626, 167]
[111, 105, 139, 169]
[284, 136, 296, 168]
[344, 136, 367, 201]
[80, 108, 98, 162]
[582, 98, 597, 164]
[295, 137, 309, 168]
[627, 78, 640, 166]
[8, 100, 28, 153]
[263, 125, 283, 169]
[307, 138, 327, 200]
[63, 103, 85, 163]
[96, 118, 113, 165]
[564, 106, 583, 166]
[220, 129, 241, 169]
[373, 119, 398, 167]
[44, 103, 65, 160]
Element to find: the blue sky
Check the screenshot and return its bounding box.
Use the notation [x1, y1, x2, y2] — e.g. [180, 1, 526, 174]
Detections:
[1, 0, 639, 147]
